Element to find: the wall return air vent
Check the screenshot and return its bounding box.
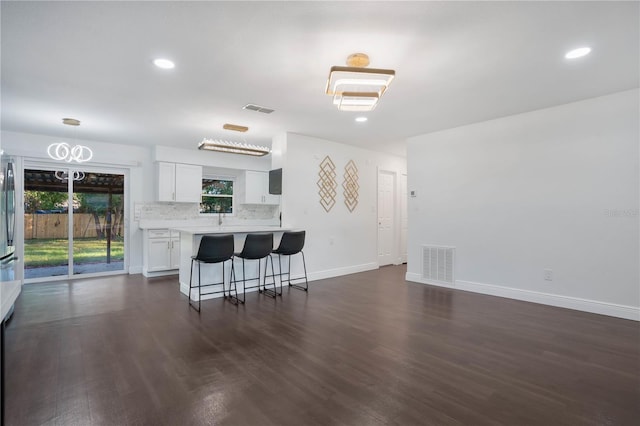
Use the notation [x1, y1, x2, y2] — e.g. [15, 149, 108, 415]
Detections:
[421, 245, 455, 285]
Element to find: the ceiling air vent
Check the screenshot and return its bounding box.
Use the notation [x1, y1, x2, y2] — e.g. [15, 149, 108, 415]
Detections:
[243, 103, 275, 114]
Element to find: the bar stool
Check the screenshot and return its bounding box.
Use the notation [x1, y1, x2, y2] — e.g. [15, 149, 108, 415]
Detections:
[232, 233, 279, 304]
[272, 230, 308, 292]
[189, 234, 236, 312]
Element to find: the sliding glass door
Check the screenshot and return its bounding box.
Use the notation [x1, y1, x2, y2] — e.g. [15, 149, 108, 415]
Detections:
[23, 166, 126, 280]
[23, 168, 70, 278]
[72, 172, 124, 275]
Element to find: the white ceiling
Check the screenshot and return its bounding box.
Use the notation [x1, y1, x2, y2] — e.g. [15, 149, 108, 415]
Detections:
[2, 1, 638, 157]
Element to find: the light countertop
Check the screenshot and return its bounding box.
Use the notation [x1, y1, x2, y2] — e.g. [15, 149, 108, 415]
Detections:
[138, 220, 280, 230]
[170, 226, 291, 235]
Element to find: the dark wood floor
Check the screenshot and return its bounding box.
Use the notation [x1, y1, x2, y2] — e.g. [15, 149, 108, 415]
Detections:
[4, 266, 639, 425]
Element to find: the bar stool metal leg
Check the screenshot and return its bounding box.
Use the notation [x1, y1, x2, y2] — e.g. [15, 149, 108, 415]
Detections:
[189, 258, 201, 312]
[295, 251, 309, 292]
[227, 260, 237, 301]
[277, 252, 308, 292]
[228, 258, 246, 305]
[272, 231, 308, 292]
[260, 255, 280, 297]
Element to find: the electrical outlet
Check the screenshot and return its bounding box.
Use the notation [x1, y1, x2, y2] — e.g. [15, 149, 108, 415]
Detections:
[544, 269, 553, 281]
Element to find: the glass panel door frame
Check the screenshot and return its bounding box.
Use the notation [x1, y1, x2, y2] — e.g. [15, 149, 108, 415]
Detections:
[72, 169, 126, 276]
[20, 159, 129, 283]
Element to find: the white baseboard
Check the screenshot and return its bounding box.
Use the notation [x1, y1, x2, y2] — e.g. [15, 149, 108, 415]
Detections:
[129, 265, 143, 274]
[143, 269, 179, 278]
[308, 262, 378, 282]
[405, 272, 639, 321]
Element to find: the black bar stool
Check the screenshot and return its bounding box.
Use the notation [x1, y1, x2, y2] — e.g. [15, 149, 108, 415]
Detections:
[189, 234, 236, 312]
[232, 233, 279, 304]
[272, 230, 308, 292]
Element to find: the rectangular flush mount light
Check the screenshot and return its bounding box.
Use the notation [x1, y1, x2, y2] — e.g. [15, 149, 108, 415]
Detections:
[223, 123, 249, 132]
[326, 66, 395, 111]
[333, 92, 380, 112]
[198, 139, 271, 157]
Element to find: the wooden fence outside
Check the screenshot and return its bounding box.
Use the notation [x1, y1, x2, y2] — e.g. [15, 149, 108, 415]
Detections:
[24, 213, 123, 240]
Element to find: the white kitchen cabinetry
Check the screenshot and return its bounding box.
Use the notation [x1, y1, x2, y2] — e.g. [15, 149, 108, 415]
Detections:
[143, 229, 180, 276]
[236, 171, 280, 205]
[157, 162, 202, 203]
[169, 234, 181, 269]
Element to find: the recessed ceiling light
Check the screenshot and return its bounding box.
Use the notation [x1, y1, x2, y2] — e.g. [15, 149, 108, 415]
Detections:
[355, 116, 368, 123]
[565, 47, 591, 59]
[153, 58, 175, 69]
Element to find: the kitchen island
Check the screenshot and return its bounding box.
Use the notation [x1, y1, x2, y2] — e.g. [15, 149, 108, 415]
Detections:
[170, 226, 291, 301]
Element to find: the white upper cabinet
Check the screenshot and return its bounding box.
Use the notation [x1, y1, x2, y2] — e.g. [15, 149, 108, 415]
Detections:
[236, 170, 280, 205]
[175, 164, 202, 202]
[157, 162, 202, 203]
[157, 162, 176, 202]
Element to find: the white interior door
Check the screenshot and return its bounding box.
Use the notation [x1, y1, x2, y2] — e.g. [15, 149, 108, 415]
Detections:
[378, 170, 395, 266]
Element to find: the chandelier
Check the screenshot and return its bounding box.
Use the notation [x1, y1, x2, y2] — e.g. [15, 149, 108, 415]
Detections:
[198, 139, 271, 157]
[48, 118, 93, 163]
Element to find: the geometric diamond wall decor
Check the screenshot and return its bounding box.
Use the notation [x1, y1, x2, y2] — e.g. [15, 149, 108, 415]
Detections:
[317, 156, 337, 212]
[343, 160, 359, 212]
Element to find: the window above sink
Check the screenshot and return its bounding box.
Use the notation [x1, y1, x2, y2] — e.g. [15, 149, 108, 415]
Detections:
[200, 177, 234, 215]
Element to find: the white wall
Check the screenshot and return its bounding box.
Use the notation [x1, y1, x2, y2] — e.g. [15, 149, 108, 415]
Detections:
[278, 132, 406, 279]
[406, 89, 639, 320]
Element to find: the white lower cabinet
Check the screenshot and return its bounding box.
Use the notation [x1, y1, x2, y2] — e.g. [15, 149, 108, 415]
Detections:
[143, 229, 180, 275]
[169, 236, 181, 269]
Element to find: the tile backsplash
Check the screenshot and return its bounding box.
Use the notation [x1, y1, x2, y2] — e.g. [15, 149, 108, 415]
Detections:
[234, 204, 279, 220]
[137, 202, 278, 223]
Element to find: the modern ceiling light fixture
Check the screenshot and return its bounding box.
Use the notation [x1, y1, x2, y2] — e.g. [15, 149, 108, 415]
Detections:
[355, 116, 368, 123]
[565, 47, 591, 59]
[48, 142, 93, 163]
[198, 139, 270, 157]
[326, 53, 395, 112]
[223, 123, 249, 132]
[48, 118, 93, 163]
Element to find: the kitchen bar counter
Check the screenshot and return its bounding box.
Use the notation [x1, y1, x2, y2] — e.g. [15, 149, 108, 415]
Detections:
[171, 225, 289, 235]
[172, 226, 291, 301]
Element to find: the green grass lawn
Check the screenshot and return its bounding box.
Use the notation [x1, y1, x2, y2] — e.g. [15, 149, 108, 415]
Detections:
[24, 238, 124, 267]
